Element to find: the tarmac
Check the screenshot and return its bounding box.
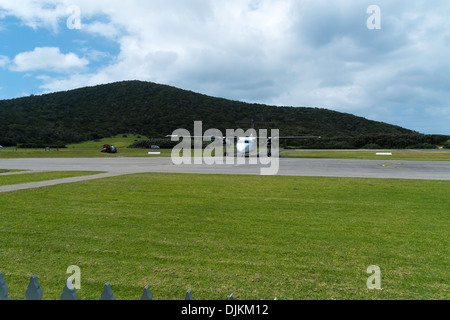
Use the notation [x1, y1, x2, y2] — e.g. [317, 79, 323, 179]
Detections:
[1, 156, 449, 193]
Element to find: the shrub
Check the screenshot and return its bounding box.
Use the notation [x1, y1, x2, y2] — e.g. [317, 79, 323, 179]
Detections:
[17, 143, 67, 149]
[129, 138, 209, 149]
[406, 143, 437, 149]
[442, 141, 450, 149]
[362, 143, 381, 149]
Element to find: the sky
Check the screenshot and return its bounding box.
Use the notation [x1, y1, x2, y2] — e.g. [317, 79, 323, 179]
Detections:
[0, 0, 449, 135]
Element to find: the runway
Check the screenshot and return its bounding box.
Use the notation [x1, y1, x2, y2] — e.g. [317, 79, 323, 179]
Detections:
[1, 157, 450, 180]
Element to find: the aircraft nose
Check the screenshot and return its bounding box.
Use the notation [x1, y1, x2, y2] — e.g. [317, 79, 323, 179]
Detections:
[237, 143, 249, 154]
[236, 143, 246, 154]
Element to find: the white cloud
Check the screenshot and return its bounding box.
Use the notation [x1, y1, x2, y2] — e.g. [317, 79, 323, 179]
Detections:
[10, 47, 89, 73]
[1, 0, 450, 133]
[83, 21, 122, 40]
[0, 55, 10, 68]
[0, 0, 67, 32]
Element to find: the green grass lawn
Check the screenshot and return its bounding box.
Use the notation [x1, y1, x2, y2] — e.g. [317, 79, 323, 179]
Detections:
[67, 134, 149, 149]
[0, 173, 448, 300]
[280, 150, 450, 161]
[0, 169, 27, 174]
[2, 148, 450, 161]
[0, 171, 104, 187]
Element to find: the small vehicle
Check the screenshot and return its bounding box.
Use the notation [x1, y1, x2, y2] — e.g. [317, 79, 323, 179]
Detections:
[101, 144, 117, 153]
[151, 145, 160, 149]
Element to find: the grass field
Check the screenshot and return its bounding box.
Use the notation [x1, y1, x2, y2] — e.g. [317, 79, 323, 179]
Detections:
[280, 150, 450, 161]
[0, 171, 104, 187]
[2, 148, 450, 161]
[0, 169, 26, 174]
[0, 148, 172, 159]
[0, 173, 448, 300]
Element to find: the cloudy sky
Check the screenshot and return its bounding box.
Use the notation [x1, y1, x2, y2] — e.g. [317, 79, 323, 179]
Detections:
[0, 0, 449, 134]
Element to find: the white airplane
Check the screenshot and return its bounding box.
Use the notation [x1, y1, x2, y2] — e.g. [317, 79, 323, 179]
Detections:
[167, 122, 320, 157]
[233, 134, 321, 156]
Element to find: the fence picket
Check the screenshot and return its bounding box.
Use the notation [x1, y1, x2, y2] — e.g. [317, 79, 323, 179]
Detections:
[25, 275, 43, 300]
[60, 281, 78, 300]
[140, 285, 153, 300]
[0, 272, 9, 300]
[99, 282, 116, 300]
[185, 289, 194, 300]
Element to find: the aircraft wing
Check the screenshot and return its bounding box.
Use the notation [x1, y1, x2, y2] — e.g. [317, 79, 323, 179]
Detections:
[267, 136, 321, 139]
[255, 136, 321, 142]
[166, 135, 225, 139]
[167, 135, 321, 139]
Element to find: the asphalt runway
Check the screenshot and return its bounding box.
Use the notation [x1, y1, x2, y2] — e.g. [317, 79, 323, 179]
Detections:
[1, 157, 450, 181]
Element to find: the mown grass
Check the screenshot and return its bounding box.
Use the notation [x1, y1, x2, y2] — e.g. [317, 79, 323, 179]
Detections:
[0, 173, 448, 300]
[280, 150, 450, 161]
[0, 169, 27, 174]
[0, 149, 172, 159]
[2, 148, 450, 161]
[0, 171, 104, 187]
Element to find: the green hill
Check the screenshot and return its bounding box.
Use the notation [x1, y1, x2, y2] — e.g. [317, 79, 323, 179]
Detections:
[0, 80, 447, 148]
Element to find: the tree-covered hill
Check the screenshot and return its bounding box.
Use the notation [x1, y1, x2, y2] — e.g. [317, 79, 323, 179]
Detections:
[0, 80, 447, 148]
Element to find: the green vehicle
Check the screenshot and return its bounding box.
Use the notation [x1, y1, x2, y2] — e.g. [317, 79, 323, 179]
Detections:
[101, 144, 117, 153]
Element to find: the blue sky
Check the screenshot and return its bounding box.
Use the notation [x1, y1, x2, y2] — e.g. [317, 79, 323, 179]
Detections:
[0, 0, 449, 135]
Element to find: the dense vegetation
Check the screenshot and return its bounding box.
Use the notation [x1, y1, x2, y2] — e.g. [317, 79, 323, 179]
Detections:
[0, 80, 448, 148]
[283, 133, 450, 149]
